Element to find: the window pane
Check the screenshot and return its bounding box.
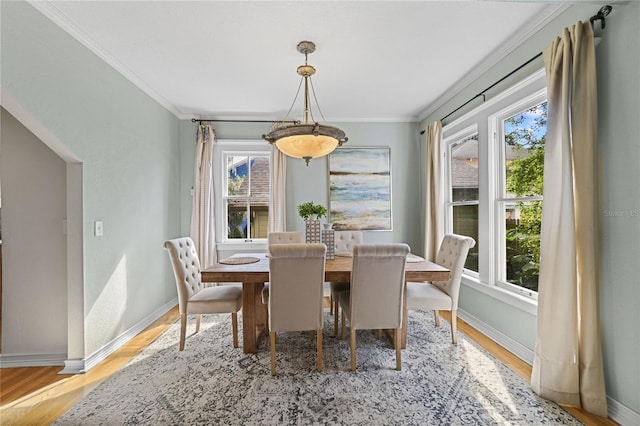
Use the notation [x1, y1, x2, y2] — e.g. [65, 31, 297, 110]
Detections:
[505, 200, 542, 292]
[248, 156, 270, 197]
[503, 102, 546, 198]
[227, 201, 247, 239]
[450, 136, 479, 202]
[250, 204, 269, 238]
[452, 204, 478, 272]
[227, 155, 249, 196]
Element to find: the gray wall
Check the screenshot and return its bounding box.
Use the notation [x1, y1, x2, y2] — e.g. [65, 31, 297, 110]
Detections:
[179, 121, 423, 252]
[1, 108, 68, 356]
[1, 1, 182, 357]
[419, 3, 640, 415]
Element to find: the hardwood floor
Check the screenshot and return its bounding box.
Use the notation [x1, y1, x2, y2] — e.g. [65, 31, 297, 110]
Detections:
[0, 307, 617, 425]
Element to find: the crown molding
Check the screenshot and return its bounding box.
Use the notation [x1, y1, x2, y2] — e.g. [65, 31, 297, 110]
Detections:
[417, 4, 569, 123]
[28, 0, 186, 119]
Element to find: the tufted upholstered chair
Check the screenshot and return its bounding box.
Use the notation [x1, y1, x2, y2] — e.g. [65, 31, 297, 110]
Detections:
[267, 243, 326, 375]
[336, 243, 409, 371]
[267, 231, 304, 245]
[406, 234, 476, 344]
[330, 231, 363, 335]
[164, 237, 243, 351]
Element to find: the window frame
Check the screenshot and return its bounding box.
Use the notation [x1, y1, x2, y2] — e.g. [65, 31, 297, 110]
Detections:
[213, 140, 271, 249]
[441, 68, 547, 315]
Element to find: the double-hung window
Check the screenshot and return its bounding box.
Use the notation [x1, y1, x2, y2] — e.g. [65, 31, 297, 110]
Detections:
[442, 69, 547, 307]
[214, 140, 271, 245]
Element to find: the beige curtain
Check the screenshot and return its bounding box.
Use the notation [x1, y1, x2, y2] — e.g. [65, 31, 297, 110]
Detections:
[189, 124, 217, 270]
[531, 21, 607, 417]
[424, 120, 444, 262]
[269, 145, 287, 233]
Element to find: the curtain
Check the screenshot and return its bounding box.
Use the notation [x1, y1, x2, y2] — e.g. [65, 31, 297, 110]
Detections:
[190, 124, 217, 271]
[269, 145, 287, 233]
[531, 21, 607, 417]
[424, 120, 444, 262]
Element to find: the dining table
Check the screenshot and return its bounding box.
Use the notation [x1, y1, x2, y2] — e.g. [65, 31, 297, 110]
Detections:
[202, 252, 450, 353]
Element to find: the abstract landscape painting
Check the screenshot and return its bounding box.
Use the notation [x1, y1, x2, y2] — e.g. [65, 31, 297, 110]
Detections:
[329, 147, 391, 230]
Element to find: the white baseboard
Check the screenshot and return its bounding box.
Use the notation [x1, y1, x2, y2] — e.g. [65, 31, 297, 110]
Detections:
[0, 352, 66, 368]
[80, 298, 178, 373]
[457, 309, 534, 364]
[457, 309, 640, 425]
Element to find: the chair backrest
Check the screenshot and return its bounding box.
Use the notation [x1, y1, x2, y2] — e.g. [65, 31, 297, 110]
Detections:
[334, 231, 363, 254]
[349, 243, 409, 330]
[433, 234, 476, 309]
[268, 231, 304, 245]
[163, 237, 203, 314]
[268, 243, 326, 332]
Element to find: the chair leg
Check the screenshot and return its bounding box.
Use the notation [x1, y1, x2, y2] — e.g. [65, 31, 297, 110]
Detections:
[270, 332, 277, 376]
[377, 329, 382, 340]
[395, 327, 402, 371]
[179, 314, 187, 351]
[195, 314, 201, 334]
[317, 329, 323, 372]
[434, 310, 441, 327]
[341, 310, 346, 340]
[310, 330, 315, 341]
[334, 300, 340, 336]
[350, 329, 357, 371]
[231, 312, 239, 348]
[451, 310, 458, 344]
[330, 293, 334, 315]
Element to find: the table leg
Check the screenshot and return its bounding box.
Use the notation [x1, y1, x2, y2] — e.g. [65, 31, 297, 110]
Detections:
[241, 282, 266, 353]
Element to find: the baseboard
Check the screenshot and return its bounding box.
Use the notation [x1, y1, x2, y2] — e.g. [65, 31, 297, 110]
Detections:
[0, 352, 66, 368]
[457, 309, 534, 364]
[607, 397, 640, 426]
[64, 298, 178, 374]
[458, 309, 640, 425]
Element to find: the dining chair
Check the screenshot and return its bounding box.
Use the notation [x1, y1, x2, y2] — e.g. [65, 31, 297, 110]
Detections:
[267, 243, 326, 375]
[262, 231, 304, 328]
[164, 237, 243, 350]
[406, 234, 476, 344]
[336, 243, 409, 371]
[329, 231, 363, 336]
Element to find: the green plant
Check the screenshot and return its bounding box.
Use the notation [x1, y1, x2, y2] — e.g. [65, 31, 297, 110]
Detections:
[297, 201, 327, 220]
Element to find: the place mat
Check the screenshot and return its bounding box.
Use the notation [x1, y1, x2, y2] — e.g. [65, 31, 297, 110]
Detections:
[407, 253, 425, 263]
[218, 256, 260, 265]
[335, 251, 353, 257]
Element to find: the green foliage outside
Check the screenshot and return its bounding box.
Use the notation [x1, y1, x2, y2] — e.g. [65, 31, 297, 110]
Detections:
[227, 175, 246, 239]
[504, 102, 546, 291]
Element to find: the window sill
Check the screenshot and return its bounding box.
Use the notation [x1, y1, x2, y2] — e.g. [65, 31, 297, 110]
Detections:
[461, 274, 538, 315]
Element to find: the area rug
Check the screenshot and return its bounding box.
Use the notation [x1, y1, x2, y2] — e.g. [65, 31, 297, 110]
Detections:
[55, 311, 581, 425]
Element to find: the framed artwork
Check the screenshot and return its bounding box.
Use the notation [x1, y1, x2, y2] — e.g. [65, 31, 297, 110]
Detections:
[328, 147, 392, 231]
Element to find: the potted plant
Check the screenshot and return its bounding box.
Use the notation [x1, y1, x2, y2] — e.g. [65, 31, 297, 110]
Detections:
[297, 201, 327, 221]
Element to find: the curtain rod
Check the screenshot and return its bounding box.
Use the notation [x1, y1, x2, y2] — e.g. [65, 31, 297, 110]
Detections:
[191, 118, 300, 124]
[420, 4, 613, 135]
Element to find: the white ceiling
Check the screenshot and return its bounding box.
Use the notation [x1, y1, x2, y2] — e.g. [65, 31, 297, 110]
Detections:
[33, 1, 569, 122]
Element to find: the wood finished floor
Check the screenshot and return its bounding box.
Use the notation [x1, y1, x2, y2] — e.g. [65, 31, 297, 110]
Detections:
[0, 306, 617, 426]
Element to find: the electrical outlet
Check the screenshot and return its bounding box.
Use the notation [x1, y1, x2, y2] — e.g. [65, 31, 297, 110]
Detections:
[94, 221, 104, 237]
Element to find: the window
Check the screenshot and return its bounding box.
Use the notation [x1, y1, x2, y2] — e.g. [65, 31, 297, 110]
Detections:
[496, 101, 546, 295]
[442, 68, 547, 306]
[445, 128, 479, 273]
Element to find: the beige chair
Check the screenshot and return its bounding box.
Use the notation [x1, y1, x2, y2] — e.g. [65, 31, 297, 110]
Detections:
[267, 243, 326, 375]
[406, 234, 476, 344]
[336, 243, 409, 371]
[262, 231, 304, 320]
[330, 230, 363, 335]
[164, 237, 243, 350]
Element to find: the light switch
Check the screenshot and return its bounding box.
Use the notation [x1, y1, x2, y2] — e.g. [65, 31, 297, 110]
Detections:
[94, 221, 104, 237]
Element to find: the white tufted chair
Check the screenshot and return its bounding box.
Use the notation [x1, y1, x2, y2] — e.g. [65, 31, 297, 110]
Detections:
[406, 234, 476, 344]
[330, 231, 363, 335]
[164, 237, 243, 351]
[268, 243, 326, 375]
[262, 232, 304, 317]
[336, 243, 409, 371]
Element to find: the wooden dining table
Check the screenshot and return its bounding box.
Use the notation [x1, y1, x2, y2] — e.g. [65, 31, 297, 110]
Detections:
[202, 252, 450, 353]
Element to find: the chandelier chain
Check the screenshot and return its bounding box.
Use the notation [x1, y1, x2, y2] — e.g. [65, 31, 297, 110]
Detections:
[309, 77, 328, 123]
[278, 76, 304, 125]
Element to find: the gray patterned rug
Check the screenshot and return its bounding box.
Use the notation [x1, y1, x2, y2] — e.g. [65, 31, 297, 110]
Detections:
[55, 311, 581, 425]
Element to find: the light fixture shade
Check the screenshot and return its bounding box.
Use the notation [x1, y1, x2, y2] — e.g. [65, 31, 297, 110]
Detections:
[264, 122, 346, 163]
